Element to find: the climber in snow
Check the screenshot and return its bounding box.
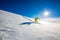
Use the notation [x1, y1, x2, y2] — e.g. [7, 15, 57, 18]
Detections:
[34, 17, 39, 23]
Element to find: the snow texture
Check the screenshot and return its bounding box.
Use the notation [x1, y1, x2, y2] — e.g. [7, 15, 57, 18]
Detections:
[0, 10, 60, 40]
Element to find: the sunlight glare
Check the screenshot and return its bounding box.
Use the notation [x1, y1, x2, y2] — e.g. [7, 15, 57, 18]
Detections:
[44, 10, 49, 17]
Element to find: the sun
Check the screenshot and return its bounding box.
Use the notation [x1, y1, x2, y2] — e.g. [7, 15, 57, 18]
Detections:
[44, 10, 49, 17]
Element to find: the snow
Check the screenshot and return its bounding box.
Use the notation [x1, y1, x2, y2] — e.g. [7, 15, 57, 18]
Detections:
[0, 10, 60, 40]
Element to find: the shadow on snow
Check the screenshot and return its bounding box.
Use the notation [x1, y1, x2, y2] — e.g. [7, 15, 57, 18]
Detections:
[20, 22, 34, 25]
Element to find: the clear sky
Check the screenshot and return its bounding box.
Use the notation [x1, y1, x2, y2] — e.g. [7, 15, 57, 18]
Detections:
[0, 0, 60, 18]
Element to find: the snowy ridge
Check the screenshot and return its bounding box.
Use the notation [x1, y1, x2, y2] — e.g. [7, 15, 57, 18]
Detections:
[0, 10, 60, 40]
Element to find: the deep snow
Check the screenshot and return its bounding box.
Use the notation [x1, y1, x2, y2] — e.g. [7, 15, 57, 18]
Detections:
[0, 10, 60, 40]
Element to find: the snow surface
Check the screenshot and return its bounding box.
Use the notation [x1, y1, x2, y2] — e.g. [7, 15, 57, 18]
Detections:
[0, 10, 60, 40]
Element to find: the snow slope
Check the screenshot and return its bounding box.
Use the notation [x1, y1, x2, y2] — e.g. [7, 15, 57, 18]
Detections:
[0, 10, 60, 40]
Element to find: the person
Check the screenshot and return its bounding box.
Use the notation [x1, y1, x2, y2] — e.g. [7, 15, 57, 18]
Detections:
[34, 17, 39, 23]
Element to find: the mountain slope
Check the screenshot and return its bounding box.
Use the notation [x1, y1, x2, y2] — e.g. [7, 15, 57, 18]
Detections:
[0, 10, 60, 40]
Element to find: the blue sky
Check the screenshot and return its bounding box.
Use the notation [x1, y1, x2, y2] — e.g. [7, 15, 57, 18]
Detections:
[0, 0, 60, 18]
